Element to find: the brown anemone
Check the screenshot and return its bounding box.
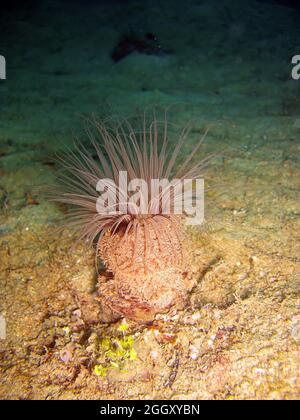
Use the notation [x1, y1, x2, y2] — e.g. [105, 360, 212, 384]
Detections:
[53, 113, 210, 322]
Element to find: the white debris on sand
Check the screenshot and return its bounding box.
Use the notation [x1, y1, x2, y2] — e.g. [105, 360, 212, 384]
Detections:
[0, 314, 6, 340]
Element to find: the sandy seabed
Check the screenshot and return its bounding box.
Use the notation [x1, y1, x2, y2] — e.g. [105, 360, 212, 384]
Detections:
[0, 0, 299, 399]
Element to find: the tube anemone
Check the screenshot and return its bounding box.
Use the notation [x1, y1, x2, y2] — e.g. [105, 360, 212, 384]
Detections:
[53, 113, 210, 322]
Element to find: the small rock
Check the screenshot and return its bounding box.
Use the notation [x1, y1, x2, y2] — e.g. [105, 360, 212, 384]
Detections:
[71, 266, 96, 293]
[76, 292, 100, 324]
[60, 348, 72, 363]
[291, 317, 300, 342]
[0, 314, 6, 339]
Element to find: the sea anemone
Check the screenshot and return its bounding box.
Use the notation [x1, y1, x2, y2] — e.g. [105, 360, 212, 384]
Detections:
[53, 112, 210, 322]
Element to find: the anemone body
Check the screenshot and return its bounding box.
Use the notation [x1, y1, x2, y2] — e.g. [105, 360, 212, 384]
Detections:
[98, 215, 190, 321]
[54, 113, 209, 322]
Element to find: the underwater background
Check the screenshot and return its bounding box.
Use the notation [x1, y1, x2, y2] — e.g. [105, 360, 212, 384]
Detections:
[0, 0, 299, 399]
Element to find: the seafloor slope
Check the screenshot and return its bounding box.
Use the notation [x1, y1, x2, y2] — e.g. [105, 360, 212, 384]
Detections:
[0, 0, 299, 399]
